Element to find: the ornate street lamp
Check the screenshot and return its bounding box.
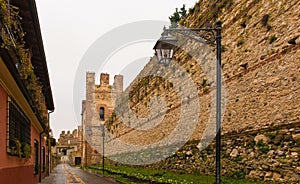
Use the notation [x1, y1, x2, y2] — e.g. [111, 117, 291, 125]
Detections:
[87, 128, 92, 137]
[153, 20, 222, 184]
[153, 26, 177, 66]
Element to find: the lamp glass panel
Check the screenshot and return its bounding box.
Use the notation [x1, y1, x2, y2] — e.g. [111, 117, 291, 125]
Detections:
[156, 49, 162, 61]
[170, 49, 174, 59]
[162, 49, 172, 60]
[87, 129, 92, 136]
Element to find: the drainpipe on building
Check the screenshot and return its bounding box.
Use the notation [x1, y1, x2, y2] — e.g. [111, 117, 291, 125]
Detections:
[39, 131, 45, 183]
[47, 110, 54, 176]
[39, 110, 54, 182]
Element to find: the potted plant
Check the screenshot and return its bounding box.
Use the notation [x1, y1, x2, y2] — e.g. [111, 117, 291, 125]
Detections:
[11, 138, 22, 158]
[22, 143, 31, 161]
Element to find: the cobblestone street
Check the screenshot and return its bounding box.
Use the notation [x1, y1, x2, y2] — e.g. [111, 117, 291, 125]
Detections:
[40, 164, 119, 184]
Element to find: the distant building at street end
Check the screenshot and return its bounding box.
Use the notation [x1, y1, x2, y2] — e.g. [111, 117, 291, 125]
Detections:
[55, 128, 82, 166]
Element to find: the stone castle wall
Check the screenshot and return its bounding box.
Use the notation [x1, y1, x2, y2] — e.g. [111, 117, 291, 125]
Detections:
[103, 0, 300, 182]
[106, 0, 300, 148]
[57, 130, 79, 146]
[144, 125, 300, 183]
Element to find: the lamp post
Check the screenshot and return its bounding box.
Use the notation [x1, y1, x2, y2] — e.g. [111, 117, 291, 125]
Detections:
[153, 21, 222, 184]
[87, 125, 105, 176]
[86, 128, 93, 167]
[101, 124, 105, 176]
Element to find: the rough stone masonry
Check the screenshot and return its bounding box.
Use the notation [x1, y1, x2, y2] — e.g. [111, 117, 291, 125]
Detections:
[95, 0, 300, 182]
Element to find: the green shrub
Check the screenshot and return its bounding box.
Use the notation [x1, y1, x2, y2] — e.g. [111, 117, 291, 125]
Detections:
[221, 63, 225, 69]
[230, 170, 246, 179]
[221, 44, 227, 52]
[234, 156, 243, 162]
[201, 78, 208, 87]
[10, 139, 22, 157]
[266, 24, 272, 31]
[257, 140, 270, 154]
[237, 39, 244, 47]
[294, 139, 300, 148]
[261, 14, 269, 26]
[246, 140, 256, 148]
[200, 153, 207, 161]
[169, 4, 187, 28]
[23, 143, 31, 161]
[269, 35, 277, 44]
[265, 132, 276, 139]
[188, 7, 195, 14]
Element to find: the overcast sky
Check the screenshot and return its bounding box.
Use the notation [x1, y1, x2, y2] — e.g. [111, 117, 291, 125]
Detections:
[35, 0, 197, 139]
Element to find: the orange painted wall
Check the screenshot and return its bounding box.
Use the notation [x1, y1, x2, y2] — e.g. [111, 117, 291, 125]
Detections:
[0, 84, 46, 183]
[0, 85, 8, 165]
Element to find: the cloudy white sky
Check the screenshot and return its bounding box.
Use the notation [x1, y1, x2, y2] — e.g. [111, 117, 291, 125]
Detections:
[36, 0, 197, 139]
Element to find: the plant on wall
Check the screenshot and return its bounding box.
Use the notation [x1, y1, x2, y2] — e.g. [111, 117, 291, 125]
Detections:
[23, 143, 31, 161]
[10, 138, 22, 158]
[47, 138, 51, 152]
[34, 164, 39, 174]
[9, 139, 32, 160]
[0, 0, 48, 124]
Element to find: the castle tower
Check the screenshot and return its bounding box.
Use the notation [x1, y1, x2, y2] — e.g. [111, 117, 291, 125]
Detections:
[100, 73, 109, 86]
[113, 75, 124, 105]
[85, 72, 95, 129]
[72, 129, 78, 137]
[82, 72, 123, 166]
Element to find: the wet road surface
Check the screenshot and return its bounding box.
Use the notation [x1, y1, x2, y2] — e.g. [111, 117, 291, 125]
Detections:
[40, 164, 120, 184]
